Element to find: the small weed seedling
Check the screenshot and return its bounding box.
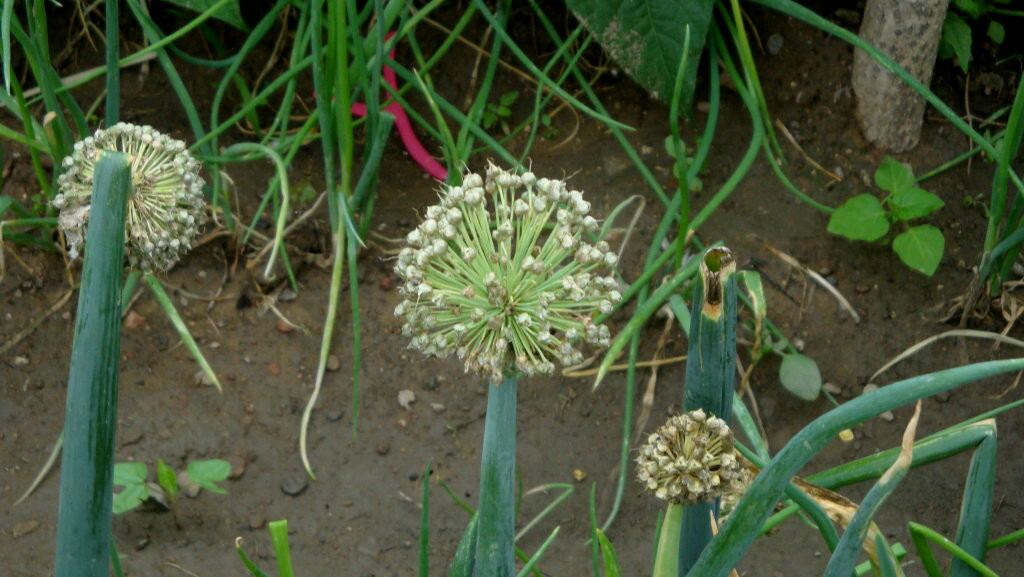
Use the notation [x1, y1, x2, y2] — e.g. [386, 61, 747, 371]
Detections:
[483, 91, 519, 134]
[113, 459, 230, 528]
[664, 135, 705, 193]
[828, 157, 945, 275]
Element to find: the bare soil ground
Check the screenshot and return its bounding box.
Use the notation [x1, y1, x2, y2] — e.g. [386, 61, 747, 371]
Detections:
[1, 4, 1022, 577]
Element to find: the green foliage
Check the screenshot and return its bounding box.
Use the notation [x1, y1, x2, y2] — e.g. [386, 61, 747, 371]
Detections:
[778, 353, 822, 401]
[663, 135, 704, 192]
[482, 90, 519, 133]
[54, 152, 130, 577]
[564, 0, 713, 108]
[939, 0, 1015, 73]
[829, 157, 945, 275]
[164, 0, 245, 30]
[113, 458, 230, 522]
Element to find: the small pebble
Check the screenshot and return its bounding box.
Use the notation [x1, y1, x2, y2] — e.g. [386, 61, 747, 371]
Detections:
[194, 369, 216, 387]
[177, 470, 201, 498]
[279, 289, 298, 302]
[377, 444, 390, 456]
[248, 514, 266, 530]
[12, 355, 29, 366]
[281, 475, 309, 497]
[855, 284, 871, 294]
[267, 362, 281, 376]
[823, 383, 842, 395]
[209, 341, 221, 349]
[880, 411, 895, 422]
[327, 410, 344, 422]
[862, 383, 879, 395]
[398, 389, 416, 410]
[792, 338, 805, 352]
[229, 454, 248, 480]
[572, 469, 587, 482]
[378, 275, 395, 291]
[11, 520, 40, 539]
[275, 319, 294, 333]
[767, 33, 784, 55]
[326, 355, 341, 372]
[430, 402, 447, 414]
[935, 391, 952, 403]
[124, 311, 146, 329]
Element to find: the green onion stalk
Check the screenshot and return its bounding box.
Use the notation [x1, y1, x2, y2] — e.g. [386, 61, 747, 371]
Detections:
[394, 164, 620, 575]
[52, 124, 206, 577]
[635, 247, 746, 576]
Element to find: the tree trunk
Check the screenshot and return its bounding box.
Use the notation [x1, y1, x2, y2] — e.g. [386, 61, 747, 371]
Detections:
[852, 0, 950, 152]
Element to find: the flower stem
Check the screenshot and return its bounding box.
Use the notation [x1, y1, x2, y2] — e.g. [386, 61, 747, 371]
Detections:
[474, 374, 518, 577]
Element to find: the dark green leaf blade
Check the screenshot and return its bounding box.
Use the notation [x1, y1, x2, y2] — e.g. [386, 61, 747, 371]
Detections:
[941, 13, 972, 73]
[893, 225, 944, 276]
[827, 194, 889, 241]
[565, 0, 713, 107]
[164, 0, 245, 30]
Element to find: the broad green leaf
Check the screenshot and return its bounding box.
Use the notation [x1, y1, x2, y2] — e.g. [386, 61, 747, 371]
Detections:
[499, 91, 519, 106]
[941, 13, 972, 73]
[887, 187, 944, 221]
[113, 462, 147, 486]
[827, 194, 889, 241]
[779, 353, 821, 401]
[893, 225, 944, 276]
[953, 0, 985, 19]
[564, 0, 713, 107]
[187, 459, 231, 494]
[874, 157, 916, 193]
[112, 483, 148, 514]
[987, 20, 1005, 44]
[157, 459, 178, 499]
[165, 0, 245, 30]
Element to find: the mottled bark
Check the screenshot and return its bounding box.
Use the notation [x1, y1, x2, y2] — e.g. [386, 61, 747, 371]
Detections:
[852, 0, 950, 152]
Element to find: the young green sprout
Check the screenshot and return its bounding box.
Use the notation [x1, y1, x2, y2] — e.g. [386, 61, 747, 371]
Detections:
[53, 123, 206, 271]
[394, 162, 620, 382]
[636, 409, 748, 506]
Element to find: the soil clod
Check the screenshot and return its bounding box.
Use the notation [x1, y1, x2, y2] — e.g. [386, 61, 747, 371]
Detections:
[280, 475, 309, 497]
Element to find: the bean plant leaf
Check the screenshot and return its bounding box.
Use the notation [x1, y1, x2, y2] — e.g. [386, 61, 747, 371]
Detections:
[779, 353, 822, 401]
[940, 12, 972, 73]
[987, 20, 1005, 44]
[874, 157, 915, 193]
[952, 0, 985, 19]
[893, 225, 944, 276]
[188, 459, 231, 494]
[888, 187, 944, 221]
[157, 459, 178, 499]
[828, 194, 889, 241]
[564, 0, 713, 107]
[112, 483, 149, 514]
[113, 462, 147, 486]
[164, 0, 245, 30]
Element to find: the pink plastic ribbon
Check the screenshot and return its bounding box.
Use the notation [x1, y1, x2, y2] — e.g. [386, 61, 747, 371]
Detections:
[350, 33, 448, 181]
